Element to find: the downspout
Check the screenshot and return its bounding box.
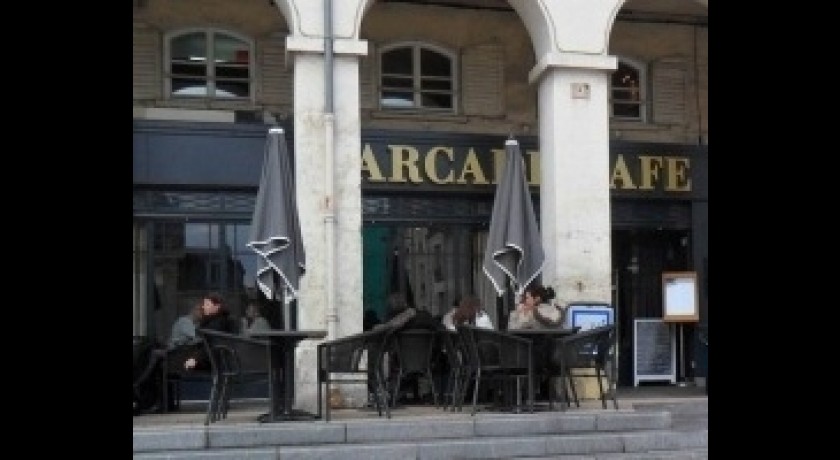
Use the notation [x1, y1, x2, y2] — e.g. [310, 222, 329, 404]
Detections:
[324, 0, 338, 340]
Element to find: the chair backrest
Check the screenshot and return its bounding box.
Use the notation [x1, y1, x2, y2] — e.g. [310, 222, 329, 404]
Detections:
[318, 327, 394, 376]
[196, 328, 270, 377]
[457, 325, 531, 372]
[556, 324, 616, 368]
[392, 328, 437, 374]
[439, 329, 464, 370]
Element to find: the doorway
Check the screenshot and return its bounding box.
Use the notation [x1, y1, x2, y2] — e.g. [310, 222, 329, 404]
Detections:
[612, 228, 692, 387]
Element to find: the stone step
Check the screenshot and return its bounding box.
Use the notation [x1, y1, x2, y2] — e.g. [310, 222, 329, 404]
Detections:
[134, 410, 671, 453]
[514, 448, 709, 459]
[133, 429, 707, 460]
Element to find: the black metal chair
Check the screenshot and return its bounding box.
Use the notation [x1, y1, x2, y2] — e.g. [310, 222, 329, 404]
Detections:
[389, 328, 438, 407]
[196, 328, 271, 425]
[457, 325, 533, 415]
[131, 338, 212, 414]
[553, 324, 618, 410]
[437, 328, 468, 411]
[133, 336, 162, 414]
[316, 327, 395, 421]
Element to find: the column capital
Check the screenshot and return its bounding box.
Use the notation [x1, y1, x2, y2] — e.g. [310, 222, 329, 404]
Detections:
[286, 36, 369, 57]
[528, 52, 618, 85]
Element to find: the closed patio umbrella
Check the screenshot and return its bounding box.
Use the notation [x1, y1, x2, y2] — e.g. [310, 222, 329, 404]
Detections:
[247, 127, 306, 331]
[482, 138, 545, 324]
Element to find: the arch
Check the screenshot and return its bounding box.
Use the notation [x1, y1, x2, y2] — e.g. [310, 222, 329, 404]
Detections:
[271, 0, 298, 36]
[509, 0, 626, 58]
[323, 1, 630, 60]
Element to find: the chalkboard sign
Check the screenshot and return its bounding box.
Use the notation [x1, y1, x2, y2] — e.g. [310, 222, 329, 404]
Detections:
[662, 271, 699, 322]
[633, 318, 676, 386]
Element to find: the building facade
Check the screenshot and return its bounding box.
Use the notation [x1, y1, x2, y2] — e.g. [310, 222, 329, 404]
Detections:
[133, 0, 708, 410]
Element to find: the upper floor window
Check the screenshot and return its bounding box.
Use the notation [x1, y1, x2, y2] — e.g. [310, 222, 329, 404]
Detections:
[379, 44, 456, 112]
[611, 59, 646, 121]
[166, 29, 253, 99]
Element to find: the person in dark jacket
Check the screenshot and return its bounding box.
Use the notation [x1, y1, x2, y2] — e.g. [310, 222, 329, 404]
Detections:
[184, 292, 235, 370]
[134, 292, 233, 413]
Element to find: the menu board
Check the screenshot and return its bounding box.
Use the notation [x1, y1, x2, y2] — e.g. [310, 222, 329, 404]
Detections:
[633, 318, 676, 386]
[662, 271, 699, 322]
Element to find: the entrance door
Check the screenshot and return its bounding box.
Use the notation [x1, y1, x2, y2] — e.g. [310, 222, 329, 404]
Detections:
[612, 229, 691, 387]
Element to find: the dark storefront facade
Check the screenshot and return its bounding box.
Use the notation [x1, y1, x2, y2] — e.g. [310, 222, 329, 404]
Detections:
[133, 121, 708, 389]
[359, 130, 708, 386]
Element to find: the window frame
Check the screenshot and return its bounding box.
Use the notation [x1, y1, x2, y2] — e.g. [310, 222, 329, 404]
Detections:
[377, 42, 458, 114]
[610, 57, 647, 123]
[164, 28, 255, 101]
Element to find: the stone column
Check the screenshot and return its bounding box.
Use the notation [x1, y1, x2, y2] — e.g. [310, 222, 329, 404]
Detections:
[532, 53, 617, 307]
[286, 34, 368, 413]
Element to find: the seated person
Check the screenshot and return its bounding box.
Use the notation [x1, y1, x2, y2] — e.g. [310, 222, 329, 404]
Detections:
[183, 292, 236, 371]
[442, 294, 494, 331]
[168, 304, 203, 349]
[507, 284, 566, 330]
[242, 303, 271, 335]
[134, 293, 235, 412]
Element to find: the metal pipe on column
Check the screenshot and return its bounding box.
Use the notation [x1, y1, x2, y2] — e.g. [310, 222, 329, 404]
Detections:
[323, 0, 338, 340]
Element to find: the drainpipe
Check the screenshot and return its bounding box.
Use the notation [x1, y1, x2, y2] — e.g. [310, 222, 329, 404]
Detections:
[324, 0, 338, 340]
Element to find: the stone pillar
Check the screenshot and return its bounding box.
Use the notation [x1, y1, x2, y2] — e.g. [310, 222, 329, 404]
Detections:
[532, 53, 617, 306]
[286, 34, 367, 413]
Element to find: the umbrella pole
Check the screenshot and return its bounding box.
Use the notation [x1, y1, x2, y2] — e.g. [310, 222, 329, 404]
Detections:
[496, 295, 506, 331]
[283, 286, 292, 331]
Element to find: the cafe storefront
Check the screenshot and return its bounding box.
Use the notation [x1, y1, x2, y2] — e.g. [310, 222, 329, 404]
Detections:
[358, 130, 708, 387]
[132, 120, 707, 393]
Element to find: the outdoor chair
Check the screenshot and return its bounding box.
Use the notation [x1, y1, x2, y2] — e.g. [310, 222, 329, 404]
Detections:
[131, 337, 212, 414]
[317, 326, 395, 421]
[133, 336, 162, 414]
[553, 324, 618, 410]
[389, 328, 438, 407]
[438, 328, 468, 411]
[196, 328, 271, 424]
[457, 325, 533, 415]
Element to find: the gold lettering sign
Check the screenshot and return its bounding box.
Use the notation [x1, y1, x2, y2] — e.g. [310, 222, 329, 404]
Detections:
[456, 148, 489, 185]
[388, 145, 422, 183]
[360, 143, 692, 193]
[665, 157, 691, 192]
[361, 144, 385, 182]
[610, 154, 637, 190]
[425, 146, 454, 184]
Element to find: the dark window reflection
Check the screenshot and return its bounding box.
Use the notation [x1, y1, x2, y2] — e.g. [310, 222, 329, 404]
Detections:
[380, 45, 454, 111]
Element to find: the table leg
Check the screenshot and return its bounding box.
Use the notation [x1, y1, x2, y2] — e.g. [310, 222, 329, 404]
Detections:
[284, 341, 294, 415]
[258, 337, 320, 423]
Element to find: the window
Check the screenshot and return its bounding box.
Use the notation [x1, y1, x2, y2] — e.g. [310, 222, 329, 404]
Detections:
[611, 59, 646, 121]
[166, 29, 252, 99]
[379, 44, 456, 112]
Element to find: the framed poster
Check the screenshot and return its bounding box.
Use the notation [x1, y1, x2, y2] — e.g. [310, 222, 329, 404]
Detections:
[662, 271, 699, 323]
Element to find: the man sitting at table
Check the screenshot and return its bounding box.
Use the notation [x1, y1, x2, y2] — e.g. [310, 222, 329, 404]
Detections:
[507, 284, 566, 330]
